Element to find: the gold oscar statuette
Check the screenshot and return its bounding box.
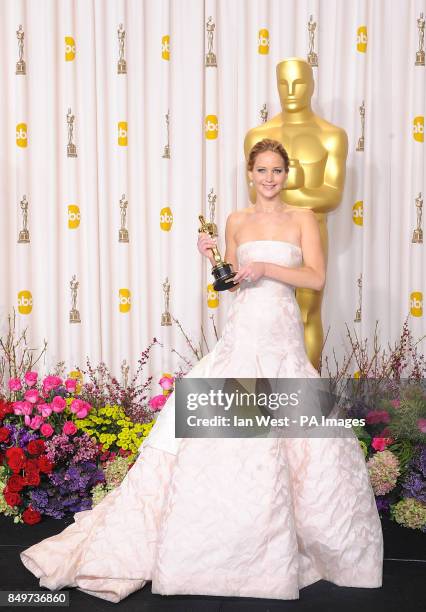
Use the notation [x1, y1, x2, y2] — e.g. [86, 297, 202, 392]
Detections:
[18, 195, 30, 243]
[162, 110, 171, 159]
[244, 58, 349, 369]
[205, 16, 217, 67]
[198, 214, 238, 291]
[16, 24, 26, 75]
[117, 23, 127, 74]
[356, 101, 365, 152]
[354, 274, 362, 323]
[307, 15, 318, 67]
[412, 192, 423, 243]
[69, 275, 81, 323]
[67, 108, 77, 158]
[119, 194, 129, 242]
[161, 277, 172, 326]
[415, 12, 425, 66]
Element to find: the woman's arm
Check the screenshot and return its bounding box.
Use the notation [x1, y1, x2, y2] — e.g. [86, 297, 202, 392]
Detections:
[263, 210, 325, 291]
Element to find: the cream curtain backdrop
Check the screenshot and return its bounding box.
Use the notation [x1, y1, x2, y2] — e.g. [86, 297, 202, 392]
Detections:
[0, 0, 425, 384]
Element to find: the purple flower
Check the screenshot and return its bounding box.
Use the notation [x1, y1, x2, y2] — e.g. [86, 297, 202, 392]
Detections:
[375, 496, 391, 513]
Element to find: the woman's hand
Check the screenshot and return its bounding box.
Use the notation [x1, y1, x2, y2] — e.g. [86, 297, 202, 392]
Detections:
[233, 262, 265, 284]
[197, 232, 217, 261]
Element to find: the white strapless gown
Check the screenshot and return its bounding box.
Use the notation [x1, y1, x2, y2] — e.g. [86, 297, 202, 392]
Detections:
[21, 241, 383, 602]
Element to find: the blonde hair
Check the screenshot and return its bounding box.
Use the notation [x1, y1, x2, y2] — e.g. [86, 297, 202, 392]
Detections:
[247, 139, 290, 173]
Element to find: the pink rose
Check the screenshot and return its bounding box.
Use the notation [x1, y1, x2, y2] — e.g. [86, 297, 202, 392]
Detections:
[371, 437, 393, 451]
[65, 378, 77, 392]
[37, 403, 52, 418]
[40, 423, 54, 437]
[366, 410, 390, 425]
[42, 375, 63, 392]
[390, 399, 401, 409]
[8, 378, 22, 391]
[24, 389, 39, 404]
[62, 421, 77, 435]
[24, 371, 38, 387]
[417, 418, 426, 433]
[70, 399, 91, 419]
[25, 415, 44, 430]
[13, 401, 33, 416]
[149, 394, 167, 411]
[159, 376, 174, 391]
[51, 396, 66, 413]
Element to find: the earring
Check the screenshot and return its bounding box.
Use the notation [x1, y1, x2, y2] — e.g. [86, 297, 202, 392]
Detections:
[249, 180, 254, 187]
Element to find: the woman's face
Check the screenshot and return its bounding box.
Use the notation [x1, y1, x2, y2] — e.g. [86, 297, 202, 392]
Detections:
[248, 151, 287, 199]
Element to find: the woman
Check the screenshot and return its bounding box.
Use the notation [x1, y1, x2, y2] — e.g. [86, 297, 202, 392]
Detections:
[21, 139, 383, 602]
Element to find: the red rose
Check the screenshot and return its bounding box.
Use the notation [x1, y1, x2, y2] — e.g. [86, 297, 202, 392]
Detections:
[3, 490, 22, 507]
[7, 474, 25, 492]
[5, 448, 26, 473]
[27, 439, 45, 456]
[24, 470, 40, 486]
[37, 455, 53, 474]
[0, 400, 13, 420]
[0, 427, 10, 443]
[22, 506, 42, 525]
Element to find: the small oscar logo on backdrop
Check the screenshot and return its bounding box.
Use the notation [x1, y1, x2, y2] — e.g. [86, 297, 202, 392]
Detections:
[67, 108, 77, 157]
[412, 193, 423, 243]
[258, 28, 269, 54]
[410, 291, 423, 317]
[117, 23, 127, 74]
[16, 123, 27, 147]
[357, 25, 368, 52]
[119, 288, 131, 313]
[18, 290, 32, 315]
[207, 283, 219, 308]
[352, 201, 364, 226]
[162, 35, 170, 60]
[205, 16, 217, 66]
[18, 195, 30, 243]
[205, 115, 218, 139]
[68, 205, 80, 229]
[162, 110, 171, 158]
[356, 101, 365, 151]
[70, 275, 81, 323]
[354, 275, 362, 323]
[119, 194, 129, 242]
[15, 24, 26, 74]
[260, 103, 268, 123]
[161, 277, 172, 326]
[65, 36, 76, 61]
[118, 121, 128, 146]
[415, 12, 425, 66]
[307, 15, 318, 66]
[160, 206, 173, 231]
[413, 116, 424, 142]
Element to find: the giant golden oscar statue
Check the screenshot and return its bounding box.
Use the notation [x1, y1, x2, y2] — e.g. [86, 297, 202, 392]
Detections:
[244, 58, 348, 369]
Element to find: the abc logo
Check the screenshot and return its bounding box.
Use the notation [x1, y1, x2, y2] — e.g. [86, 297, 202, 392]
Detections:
[413, 116, 424, 142]
[357, 26, 367, 52]
[205, 115, 219, 140]
[160, 206, 173, 231]
[207, 283, 219, 308]
[16, 123, 27, 147]
[162, 35, 170, 60]
[65, 36, 76, 61]
[68, 370, 83, 393]
[258, 29, 270, 54]
[118, 121, 128, 146]
[410, 291, 423, 317]
[68, 205, 81, 229]
[119, 288, 131, 313]
[18, 290, 32, 314]
[353, 371, 361, 379]
[352, 201, 364, 226]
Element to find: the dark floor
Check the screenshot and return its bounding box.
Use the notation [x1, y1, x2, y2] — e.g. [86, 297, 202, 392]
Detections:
[0, 516, 424, 612]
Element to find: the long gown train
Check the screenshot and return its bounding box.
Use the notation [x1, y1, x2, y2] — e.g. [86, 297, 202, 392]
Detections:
[20, 240, 383, 602]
